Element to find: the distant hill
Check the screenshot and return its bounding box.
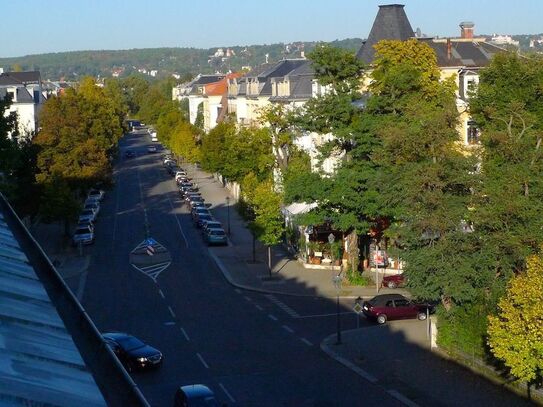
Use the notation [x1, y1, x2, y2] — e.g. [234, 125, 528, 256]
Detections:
[0, 39, 363, 81]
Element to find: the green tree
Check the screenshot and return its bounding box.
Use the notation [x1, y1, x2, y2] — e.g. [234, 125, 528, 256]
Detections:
[250, 180, 284, 277]
[170, 121, 201, 163]
[470, 52, 543, 282]
[487, 250, 543, 386]
[200, 122, 235, 174]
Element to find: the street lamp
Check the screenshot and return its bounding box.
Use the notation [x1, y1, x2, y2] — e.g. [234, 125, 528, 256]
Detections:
[225, 196, 231, 236]
[333, 274, 342, 345]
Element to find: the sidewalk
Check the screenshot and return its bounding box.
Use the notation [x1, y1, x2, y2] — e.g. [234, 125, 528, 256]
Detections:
[187, 164, 534, 407]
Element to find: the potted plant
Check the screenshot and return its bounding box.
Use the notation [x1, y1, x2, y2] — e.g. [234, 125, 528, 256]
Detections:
[307, 241, 323, 264]
[330, 240, 343, 266]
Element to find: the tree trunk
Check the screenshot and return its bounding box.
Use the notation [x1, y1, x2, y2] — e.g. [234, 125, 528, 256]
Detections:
[346, 230, 359, 272]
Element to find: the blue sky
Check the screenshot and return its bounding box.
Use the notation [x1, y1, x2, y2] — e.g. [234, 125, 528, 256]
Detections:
[2, 0, 542, 57]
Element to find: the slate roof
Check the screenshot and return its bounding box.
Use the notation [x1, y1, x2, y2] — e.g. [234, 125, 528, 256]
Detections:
[0, 71, 41, 85]
[356, 4, 414, 64]
[0, 75, 22, 86]
[423, 39, 504, 68]
[269, 60, 315, 102]
[0, 87, 35, 103]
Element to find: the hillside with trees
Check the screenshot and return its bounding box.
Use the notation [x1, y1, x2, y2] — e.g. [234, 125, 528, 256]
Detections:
[0, 39, 363, 80]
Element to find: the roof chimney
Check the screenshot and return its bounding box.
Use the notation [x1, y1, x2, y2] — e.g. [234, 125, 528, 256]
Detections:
[460, 21, 474, 39]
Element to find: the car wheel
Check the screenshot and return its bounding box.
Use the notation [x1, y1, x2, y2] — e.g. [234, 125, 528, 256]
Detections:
[417, 312, 427, 321]
[376, 314, 387, 325]
[387, 281, 397, 289]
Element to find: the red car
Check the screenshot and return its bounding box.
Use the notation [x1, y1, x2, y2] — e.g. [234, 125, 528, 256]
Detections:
[382, 273, 406, 289]
[362, 294, 431, 324]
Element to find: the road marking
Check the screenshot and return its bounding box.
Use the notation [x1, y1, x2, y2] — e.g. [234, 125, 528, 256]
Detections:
[234, 288, 242, 294]
[167, 192, 189, 248]
[168, 306, 176, 318]
[265, 294, 300, 318]
[243, 296, 252, 302]
[254, 304, 263, 311]
[180, 327, 190, 341]
[387, 389, 420, 407]
[158, 289, 165, 299]
[300, 337, 313, 346]
[164, 321, 176, 326]
[268, 314, 278, 321]
[282, 325, 294, 333]
[218, 383, 236, 403]
[196, 353, 209, 369]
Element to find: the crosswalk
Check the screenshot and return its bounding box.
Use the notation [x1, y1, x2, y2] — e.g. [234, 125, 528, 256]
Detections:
[265, 294, 300, 318]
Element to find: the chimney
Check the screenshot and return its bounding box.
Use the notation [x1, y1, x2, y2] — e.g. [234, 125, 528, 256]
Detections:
[460, 21, 474, 39]
[447, 38, 452, 60]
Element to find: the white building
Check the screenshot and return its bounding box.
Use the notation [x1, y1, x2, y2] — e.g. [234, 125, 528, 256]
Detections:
[0, 71, 44, 139]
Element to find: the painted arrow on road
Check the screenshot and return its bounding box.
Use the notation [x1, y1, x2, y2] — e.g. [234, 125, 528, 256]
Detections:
[129, 238, 171, 281]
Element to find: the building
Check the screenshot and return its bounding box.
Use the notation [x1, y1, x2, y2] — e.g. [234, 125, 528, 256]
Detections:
[0, 193, 149, 406]
[0, 71, 44, 139]
[356, 4, 504, 146]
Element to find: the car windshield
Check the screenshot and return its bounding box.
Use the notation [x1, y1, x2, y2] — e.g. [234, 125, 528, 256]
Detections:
[200, 215, 212, 220]
[81, 210, 93, 215]
[206, 223, 221, 229]
[117, 336, 145, 351]
[210, 230, 225, 236]
[74, 228, 90, 235]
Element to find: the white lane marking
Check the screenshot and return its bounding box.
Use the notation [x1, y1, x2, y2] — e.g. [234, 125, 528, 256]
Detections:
[243, 296, 252, 302]
[300, 338, 313, 346]
[387, 389, 420, 407]
[282, 325, 294, 333]
[167, 192, 189, 248]
[196, 353, 209, 369]
[219, 383, 236, 403]
[180, 327, 190, 341]
[158, 289, 165, 299]
[268, 314, 278, 321]
[255, 304, 263, 311]
[265, 294, 300, 318]
[235, 288, 242, 294]
[168, 306, 176, 318]
[164, 321, 176, 326]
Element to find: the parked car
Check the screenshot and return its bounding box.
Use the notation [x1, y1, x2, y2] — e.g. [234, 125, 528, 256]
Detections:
[191, 207, 210, 218]
[84, 200, 100, 216]
[185, 192, 202, 202]
[362, 294, 433, 325]
[189, 201, 207, 212]
[382, 273, 406, 289]
[103, 332, 163, 372]
[72, 226, 94, 246]
[202, 220, 222, 236]
[163, 159, 176, 167]
[174, 384, 220, 407]
[124, 149, 136, 158]
[195, 213, 214, 228]
[77, 219, 94, 233]
[88, 188, 104, 201]
[167, 166, 179, 176]
[147, 145, 157, 153]
[78, 208, 97, 223]
[204, 228, 228, 246]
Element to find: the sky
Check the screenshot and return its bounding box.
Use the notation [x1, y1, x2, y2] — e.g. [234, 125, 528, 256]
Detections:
[1, 0, 542, 58]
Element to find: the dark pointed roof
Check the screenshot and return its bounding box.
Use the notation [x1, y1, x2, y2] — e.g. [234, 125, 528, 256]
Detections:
[356, 4, 414, 64]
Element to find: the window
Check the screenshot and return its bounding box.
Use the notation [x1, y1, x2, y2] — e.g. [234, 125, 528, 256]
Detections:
[394, 299, 410, 307]
[467, 120, 480, 145]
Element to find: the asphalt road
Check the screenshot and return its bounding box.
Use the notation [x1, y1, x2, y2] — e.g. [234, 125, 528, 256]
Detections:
[80, 132, 404, 406]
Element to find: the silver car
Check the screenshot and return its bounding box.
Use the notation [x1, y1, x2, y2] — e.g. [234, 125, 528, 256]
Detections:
[84, 201, 100, 215]
[78, 208, 97, 223]
[72, 226, 94, 246]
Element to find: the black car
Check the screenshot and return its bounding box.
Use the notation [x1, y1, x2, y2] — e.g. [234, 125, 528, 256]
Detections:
[174, 385, 220, 407]
[103, 332, 163, 371]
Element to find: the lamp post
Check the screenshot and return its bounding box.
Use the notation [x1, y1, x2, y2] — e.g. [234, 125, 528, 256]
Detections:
[333, 274, 342, 345]
[225, 196, 231, 236]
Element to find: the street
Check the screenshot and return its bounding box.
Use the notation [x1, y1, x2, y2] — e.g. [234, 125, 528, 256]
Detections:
[80, 132, 403, 406]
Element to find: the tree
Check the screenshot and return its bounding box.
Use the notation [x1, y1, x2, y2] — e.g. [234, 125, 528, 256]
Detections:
[250, 180, 284, 277]
[487, 250, 543, 387]
[200, 122, 235, 174]
[170, 121, 200, 163]
[469, 52, 543, 282]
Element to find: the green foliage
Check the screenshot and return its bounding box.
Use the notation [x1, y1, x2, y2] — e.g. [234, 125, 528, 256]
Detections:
[345, 269, 371, 287]
[200, 122, 234, 174]
[250, 180, 284, 247]
[170, 121, 201, 163]
[437, 303, 490, 359]
[469, 52, 543, 278]
[39, 176, 80, 224]
[308, 44, 365, 93]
